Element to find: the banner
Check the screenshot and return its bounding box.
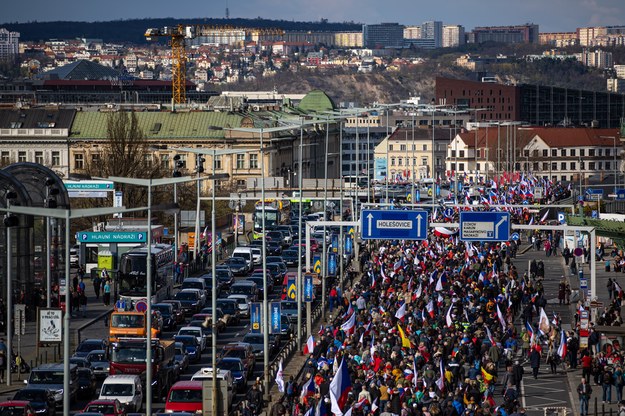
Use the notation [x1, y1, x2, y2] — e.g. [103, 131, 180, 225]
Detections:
[331, 234, 339, 253]
[251, 303, 261, 333]
[328, 253, 337, 276]
[345, 236, 353, 255]
[286, 275, 297, 301]
[270, 302, 282, 334]
[304, 273, 314, 302]
[233, 214, 245, 235]
[313, 254, 322, 274]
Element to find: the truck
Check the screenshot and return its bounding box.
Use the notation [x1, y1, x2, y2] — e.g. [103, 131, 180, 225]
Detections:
[109, 338, 176, 401]
[109, 309, 162, 343]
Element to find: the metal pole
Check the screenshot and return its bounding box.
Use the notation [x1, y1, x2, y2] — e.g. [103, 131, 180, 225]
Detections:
[63, 210, 70, 415]
[339, 118, 345, 290]
[211, 157, 217, 416]
[297, 120, 304, 349]
[322, 117, 329, 321]
[46, 218, 51, 308]
[6, 225, 12, 386]
[367, 125, 371, 204]
[591, 229, 597, 300]
[174, 183, 178, 278]
[146, 184, 153, 414]
[260, 129, 270, 400]
[385, 109, 389, 202]
[411, 112, 415, 201]
[194, 160, 201, 262]
[355, 117, 360, 224]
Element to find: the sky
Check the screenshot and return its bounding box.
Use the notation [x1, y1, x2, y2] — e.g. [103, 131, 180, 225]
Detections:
[3, 0, 625, 32]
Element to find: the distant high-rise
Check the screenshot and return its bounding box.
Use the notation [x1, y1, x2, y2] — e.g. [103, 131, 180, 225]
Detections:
[362, 23, 405, 48]
[421, 21, 443, 48]
[470, 24, 539, 44]
[442, 25, 465, 48]
[0, 28, 19, 62]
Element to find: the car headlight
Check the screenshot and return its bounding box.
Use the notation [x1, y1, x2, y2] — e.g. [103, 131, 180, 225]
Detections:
[164, 410, 174, 413]
[106, 367, 110, 371]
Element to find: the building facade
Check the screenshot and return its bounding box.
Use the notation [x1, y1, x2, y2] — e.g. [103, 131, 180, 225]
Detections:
[579, 49, 613, 69]
[470, 24, 539, 44]
[0, 28, 19, 62]
[443, 25, 466, 48]
[362, 23, 405, 48]
[539, 32, 579, 46]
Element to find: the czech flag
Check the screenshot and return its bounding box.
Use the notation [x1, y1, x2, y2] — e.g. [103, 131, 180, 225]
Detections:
[303, 335, 315, 355]
[300, 375, 315, 398]
[395, 302, 407, 321]
[330, 358, 352, 415]
[557, 330, 567, 360]
[340, 312, 356, 336]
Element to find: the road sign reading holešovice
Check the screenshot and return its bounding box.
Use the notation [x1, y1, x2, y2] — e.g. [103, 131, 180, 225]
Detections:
[360, 209, 428, 240]
[459, 212, 510, 242]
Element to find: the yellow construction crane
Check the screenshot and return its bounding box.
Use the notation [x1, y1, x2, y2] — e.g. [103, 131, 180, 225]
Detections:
[145, 24, 285, 104]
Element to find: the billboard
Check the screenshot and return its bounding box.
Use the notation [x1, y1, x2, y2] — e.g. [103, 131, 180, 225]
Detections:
[374, 157, 387, 181]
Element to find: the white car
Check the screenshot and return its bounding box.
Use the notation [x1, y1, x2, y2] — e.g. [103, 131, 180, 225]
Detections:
[227, 294, 251, 318]
[177, 326, 207, 352]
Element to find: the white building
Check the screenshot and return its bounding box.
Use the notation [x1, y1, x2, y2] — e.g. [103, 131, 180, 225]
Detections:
[578, 49, 613, 69]
[443, 25, 466, 48]
[614, 64, 625, 79]
[0, 28, 19, 61]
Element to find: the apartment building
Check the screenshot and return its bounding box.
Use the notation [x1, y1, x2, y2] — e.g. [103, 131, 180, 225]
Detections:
[443, 25, 466, 48]
[0, 28, 19, 62]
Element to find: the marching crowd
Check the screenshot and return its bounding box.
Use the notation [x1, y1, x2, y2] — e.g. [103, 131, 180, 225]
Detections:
[269, 225, 578, 416]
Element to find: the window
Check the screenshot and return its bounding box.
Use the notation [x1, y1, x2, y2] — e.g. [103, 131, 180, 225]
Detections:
[598, 162, 602, 170]
[391, 158, 396, 166]
[1, 151, 10, 165]
[459, 150, 465, 158]
[422, 144, 427, 151]
[400, 144, 406, 151]
[551, 149, 557, 157]
[606, 149, 611, 157]
[476, 163, 481, 171]
[160, 154, 169, 169]
[143, 154, 152, 165]
[215, 155, 222, 170]
[249, 154, 258, 169]
[178, 154, 187, 168]
[580, 161, 585, 170]
[580, 149, 585, 157]
[451, 163, 456, 170]
[451, 150, 456, 157]
[551, 162, 557, 171]
[589, 162, 595, 170]
[422, 157, 428, 166]
[543, 149, 548, 157]
[477, 149, 482, 158]
[236, 154, 245, 169]
[543, 162, 549, 171]
[236, 180, 246, 188]
[606, 161, 611, 170]
[74, 154, 84, 170]
[560, 149, 566, 157]
[561, 162, 566, 170]
[570, 162, 576, 170]
[459, 163, 465, 171]
[597, 149, 602, 157]
[389, 145, 394, 151]
[18, 151, 26, 162]
[35, 151, 43, 164]
[412, 158, 416, 166]
[51, 151, 60, 166]
[523, 150, 529, 157]
[570, 149, 576, 157]
[342, 143, 350, 151]
[589, 149, 595, 157]
[398, 158, 403, 166]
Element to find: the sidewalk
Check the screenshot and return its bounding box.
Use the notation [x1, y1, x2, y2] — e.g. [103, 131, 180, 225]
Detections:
[0, 275, 112, 395]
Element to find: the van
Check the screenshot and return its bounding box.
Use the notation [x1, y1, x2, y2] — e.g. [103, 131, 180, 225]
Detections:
[250, 247, 262, 265]
[165, 381, 203, 413]
[99, 374, 143, 412]
[231, 247, 254, 269]
[229, 281, 258, 302]
[25, 363, 79, 408]
[191, 367, 234, 410]
[181, 278, 207, 297]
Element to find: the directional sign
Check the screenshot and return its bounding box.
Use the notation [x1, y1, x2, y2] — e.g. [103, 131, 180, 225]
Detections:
[77, 232, 146, 243]
[558, 212, 566, 224]
[64, 180, 114, 191]
[251, 303, 261, 333]
[444, 207, 454, 218]
[617, 189, 625, 201]
[459, 212, 510, 242]
[510, 232, 520, 242]
[360, 209, 428, 240]
[304, 273, 314, 303]
[586, 188, 604, 195]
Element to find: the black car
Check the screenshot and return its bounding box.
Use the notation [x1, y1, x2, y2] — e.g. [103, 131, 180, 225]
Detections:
[215, 299, 241, 325]
[265, 263, 284, 285]
[223, 257, 248, 276]
[281, 249, 300, 266]
[174, 290, 203, 315]
[13, 388, 57, 416]
[246, 275, 274, 295]
[277, 314, 295, 340]
[198, 274, 223, 298]
[73, 339, 108, 358]
[152, 303, 177, 330]
[266, 231, 287, 248]
[214, 268, 235, 288]
[76, 367, 97, 399]
[266, 241, 282, 256]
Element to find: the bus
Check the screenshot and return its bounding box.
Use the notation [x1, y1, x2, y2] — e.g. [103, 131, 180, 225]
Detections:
[253, 206, 280, 232]
[118, 243, 174, 306]
[290, 198, 312, 215]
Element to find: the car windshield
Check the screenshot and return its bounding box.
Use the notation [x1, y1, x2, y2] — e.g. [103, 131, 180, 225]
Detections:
[101, 383, 133, 396]
[175, 337, 196, 348]
[111, 314, 144, 328]
[85, 404, 115, 414]
[175, 292, 197, 301]
[217, 302, 235, 313]
[218, 360, 243, 372]
[179, 329, 199, 337]
[111, 347, 147, 363]
[88, 353, 107, 362]
[168, 389, 202, 402]
[14, 390, 46, 401]
[182, 281, 203, 290]
[153, 306, 171, 316]
[29, 371, 63, 384]
[76, 342, 101, 352]
[222, 349, 246, 359]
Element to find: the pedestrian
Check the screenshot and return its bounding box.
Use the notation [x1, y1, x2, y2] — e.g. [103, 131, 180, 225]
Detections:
[602, 366, 614, 404]
[103, 279, 111, 306]
[78, 278, 86, 294]
[93, 275, 101, 300]
[609, 277, 615, 300]
[512, 360, 524, 392]
[558, 279, 566, 305]
[615, 365, 624, 403]
[80, 290, 88, 318]
[72, 274, 79, 293]
[577, 377, 592, 416]
[529, 347, 541, 379]
[329, 287, 338, 313]
[0, 352, 5, 383]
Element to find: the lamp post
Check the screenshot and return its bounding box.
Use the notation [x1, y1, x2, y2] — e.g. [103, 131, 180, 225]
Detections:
[103, 175, 196, 415]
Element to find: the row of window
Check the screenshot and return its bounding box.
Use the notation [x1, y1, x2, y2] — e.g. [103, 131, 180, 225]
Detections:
[390, 157, 429, 166]
[389, 144, 429, 151]
[524, 148, 612, 158]
[448, 161, 612, 173]
[72, 153, 260, 171]
[1, 150, 61, 166]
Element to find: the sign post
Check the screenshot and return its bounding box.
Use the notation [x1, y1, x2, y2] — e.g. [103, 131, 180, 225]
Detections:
[360, 209, 428, 240]
[459, 212, 510, 242]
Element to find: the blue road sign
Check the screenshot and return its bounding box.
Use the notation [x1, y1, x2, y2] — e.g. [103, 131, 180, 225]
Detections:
[558, 212, 566, 224]
[304, 274, 314, 303]
[77, 231, 146, 243]
[444, 207, 454, 218]
[586, 188, 604, 195]
[270, 302, 281, 334]
[510, 232, 520, 241]
[361, 209, 428, 240]
[459, 212, 510, 242]
[331, 234, 338, 253]
[135, 301, 147, 313]
[592, 210, 598, 219]
[617, 189, 625, 201]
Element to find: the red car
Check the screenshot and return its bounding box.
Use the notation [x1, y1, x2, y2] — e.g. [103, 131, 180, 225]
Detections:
[309, 238, 319, 252]
[0, 401, 35, 416]
[82, 399, 125, 416]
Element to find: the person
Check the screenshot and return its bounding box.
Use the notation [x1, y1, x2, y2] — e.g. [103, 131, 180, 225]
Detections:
[609, 277, 615, 300]
[618, 400, 625, 416]
[602, 366, 614, 404]
[615, 365, 624, 403]
[529, 347, 541, 379]
[578, 377, 592, 416]
[0, 352, 4, 383]
[78, 278, 86, 294]
[246, 384, 263, 412]
[103, 279, 111, 306]
[512, 360, 524, 392]
[80, 290, 88, 318]
[101, 268, 110, 282]
[558, 279, 566, 305]
[93, 275, 101, 300]
[329, 287, 338, 313]
[72, 274, 79, 293]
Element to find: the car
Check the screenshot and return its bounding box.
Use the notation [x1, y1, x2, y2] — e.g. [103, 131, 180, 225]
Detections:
[187, 320, 213, 346]
[177, 327, 207, 352]
[98, 375, 143, 413]
[277, 314, 295, 340]
[250, 247, 262, 264]
[25, 363, 79, 407]
[275, 227, 294, 246]
[265, 256, 286, 268]
[223, 257, 249, 276]
[217, 357, 247, 393]
[228, 281, 258, 303]
[85, 350, 109, 380]
[266, 231, 287, 248]
[152, 303, 177, 331]
[220, 343, 255, 379]
[281, 249, 300, 266]
[74, 339, 108, 359]
[308, 238, 320, 252]
[69, 356, 91, 369]
[173, 342, 189, 378]
[246, 276, 273, 296]
[165, 381, 203, 414]
[76, 367, 97, 399]
[174, 289, 204, 315]
[179, 286, 206, 308]
[215, 299, 241, 325]
[242, 332, 280, 358]
[197, 274, 223, 298]
[265, 263, 284, 285]
[161, 300, 185, 325]
[173, 335, 201, 363]
[193, 312, 226, 333]
[0, 401, 36, 416]
[12, 389, 56, 416]
[227, 294, 250, 318]
[266, 241, 282, 255]
[81, 399, 125, 416]
[280, 301, 299, 323]
[213, 268, 234, 288]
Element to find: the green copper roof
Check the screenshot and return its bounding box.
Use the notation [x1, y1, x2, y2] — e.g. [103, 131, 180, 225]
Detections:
[70, 111, 247, 140]
[297, 90, 336, 114]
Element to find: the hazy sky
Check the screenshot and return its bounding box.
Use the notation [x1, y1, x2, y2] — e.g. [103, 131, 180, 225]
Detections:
[3, 0, 625, 32]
